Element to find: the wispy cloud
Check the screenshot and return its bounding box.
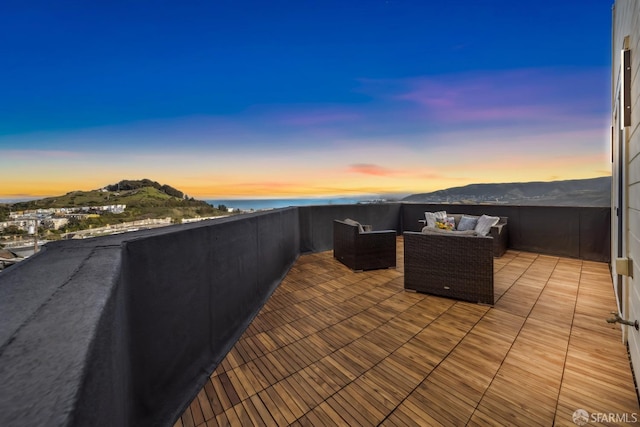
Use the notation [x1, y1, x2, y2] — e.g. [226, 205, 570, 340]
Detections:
[360, 67, 609, 127]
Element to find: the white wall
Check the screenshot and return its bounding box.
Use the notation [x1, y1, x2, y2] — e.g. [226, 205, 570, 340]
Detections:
[612, 0, 640, 386]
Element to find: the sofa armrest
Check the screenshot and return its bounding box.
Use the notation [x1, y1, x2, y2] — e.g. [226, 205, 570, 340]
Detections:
[490, 223, 505, 234]
[489, 222, 508, 257]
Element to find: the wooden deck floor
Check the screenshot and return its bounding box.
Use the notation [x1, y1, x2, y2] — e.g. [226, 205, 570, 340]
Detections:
[176, 238, 639, 426]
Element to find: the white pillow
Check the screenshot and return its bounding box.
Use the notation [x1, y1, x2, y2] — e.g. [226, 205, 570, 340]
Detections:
[474, 214, 500, 236]
[424, 211, 447, 228]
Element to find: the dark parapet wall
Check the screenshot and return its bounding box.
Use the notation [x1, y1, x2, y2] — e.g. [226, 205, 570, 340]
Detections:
[120, 209, 300, 426]
[298, 203, 402, 253]
[0, 208, 300, 427]
[402, 203, 611, 262]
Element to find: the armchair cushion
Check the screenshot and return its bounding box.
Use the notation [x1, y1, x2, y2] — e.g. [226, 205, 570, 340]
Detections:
[343, 218, 365, 233]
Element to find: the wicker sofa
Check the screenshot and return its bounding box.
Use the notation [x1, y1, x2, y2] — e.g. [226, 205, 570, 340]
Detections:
[419, 214, 508, 257]
[333, 219, 397, 271]
[403, 231, 494, 305]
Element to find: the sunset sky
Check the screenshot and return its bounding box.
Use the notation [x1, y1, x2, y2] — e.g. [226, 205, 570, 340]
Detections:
[0, 1, 613, 199]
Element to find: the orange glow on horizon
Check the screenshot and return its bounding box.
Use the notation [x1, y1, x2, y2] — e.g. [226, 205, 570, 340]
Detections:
[2, 169, 612, 200]
[1, 143, 611, 199]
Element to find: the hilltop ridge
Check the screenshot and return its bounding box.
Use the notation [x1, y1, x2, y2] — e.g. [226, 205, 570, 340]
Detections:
[403, 176, 611, 206]
[0, 179, 228, 231]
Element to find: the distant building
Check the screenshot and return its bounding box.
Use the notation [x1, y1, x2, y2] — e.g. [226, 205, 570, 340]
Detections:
[611, 0, 639, 387]
[43, 218, 69, 230]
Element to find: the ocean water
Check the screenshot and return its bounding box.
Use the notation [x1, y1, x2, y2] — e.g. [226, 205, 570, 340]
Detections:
[206, 197, 369, 211]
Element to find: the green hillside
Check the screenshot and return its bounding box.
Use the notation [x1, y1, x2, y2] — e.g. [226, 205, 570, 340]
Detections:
[14, 186, 185, 210]
[4, 180, 230, 233]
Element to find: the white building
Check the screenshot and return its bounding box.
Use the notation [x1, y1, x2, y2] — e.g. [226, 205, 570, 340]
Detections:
[611, 0, 640, 385]
[44, 218, 70, 230]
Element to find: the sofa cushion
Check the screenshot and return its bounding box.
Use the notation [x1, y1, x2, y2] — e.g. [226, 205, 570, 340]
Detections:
[421, 227, 478, 236]
[424, 211, 447, 228]
[475, 215, 500, 236]
[343, 218, 365, 233]
[457, 215, 479, 231]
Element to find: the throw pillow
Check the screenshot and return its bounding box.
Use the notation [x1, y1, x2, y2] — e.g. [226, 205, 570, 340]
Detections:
[424, 210, 447, 228]
[435, 216, 455, 231]
[475, 214, 500, 236]
[445, 216, 456, 229]
[457, 215, 479, 231]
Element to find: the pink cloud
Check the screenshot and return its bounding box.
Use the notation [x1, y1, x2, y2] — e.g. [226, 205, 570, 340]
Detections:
[347, 163, 395, 176]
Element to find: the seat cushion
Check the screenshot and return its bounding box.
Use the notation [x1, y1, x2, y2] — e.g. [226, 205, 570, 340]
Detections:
[422, 227, 478, 236]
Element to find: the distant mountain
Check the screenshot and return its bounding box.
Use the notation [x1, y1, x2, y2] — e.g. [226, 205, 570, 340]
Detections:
[402, 177, 611, 206]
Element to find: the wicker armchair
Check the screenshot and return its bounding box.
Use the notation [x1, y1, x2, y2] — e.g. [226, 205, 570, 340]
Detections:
[333, 220, 396, 271]
[403, 231, 494, 305]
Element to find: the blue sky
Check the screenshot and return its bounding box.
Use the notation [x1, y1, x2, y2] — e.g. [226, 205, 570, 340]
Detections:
[0, 0, 613, 198]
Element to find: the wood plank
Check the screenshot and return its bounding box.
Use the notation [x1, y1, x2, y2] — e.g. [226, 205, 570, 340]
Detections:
[326, 394, 371, 426]
[257, 389, 291, 426]
[240, 397, 267, 427]
[181, 406, 195, 427]
[224, 368, 250, 401]
[281, 376, 317, 411]
[203, 379, 225, 416]
[223, 405, 242, 427]
[289, 371, 325, 406]
[216, 372, 241, 407]
[209, 376, 233, 412]
[315, 401, 350, 426]
[248, 394, 277, 427]
[411, 379, 475, 425]
[196, 388, 215, 422]
[271, 381, 306, 421]
[189, 393, 205, 426]
[211, 410, 228, 427]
